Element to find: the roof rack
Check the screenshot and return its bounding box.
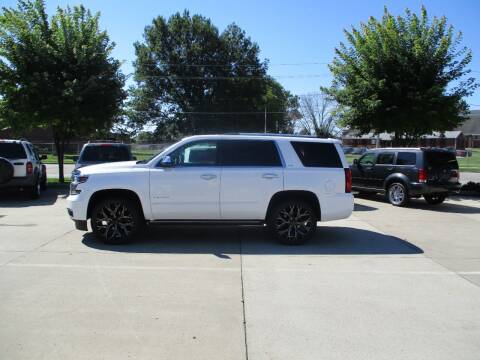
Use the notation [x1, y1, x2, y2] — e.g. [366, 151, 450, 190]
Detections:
[223, 132, 320, 139]
[87, 140, 123, 144]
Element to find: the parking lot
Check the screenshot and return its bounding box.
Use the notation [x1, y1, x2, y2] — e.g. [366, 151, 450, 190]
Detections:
[1, 189, 480, 359]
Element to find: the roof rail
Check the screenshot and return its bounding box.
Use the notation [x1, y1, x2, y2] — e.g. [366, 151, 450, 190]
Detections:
[223, 132, 319, 139]
[87, 140, 123, 144]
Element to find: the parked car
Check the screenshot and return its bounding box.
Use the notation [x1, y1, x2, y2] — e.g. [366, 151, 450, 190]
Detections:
[73, 142, 135, 170]
[0, 139, 47, 198]
[351, 147, 367, 155]
[67, 134, 354, 245]
[350, 148, 461, 206]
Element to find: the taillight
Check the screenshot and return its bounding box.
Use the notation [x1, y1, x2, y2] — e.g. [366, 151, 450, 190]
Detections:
[418, 168, 426, 183]
[26, 162, 33, 175]
[344, 168, 352, 193]
[451, 169, 459, 180]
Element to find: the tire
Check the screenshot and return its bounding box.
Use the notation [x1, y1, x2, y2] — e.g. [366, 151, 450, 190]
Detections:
[30, 178, 41, 199]
[387, 182, 409, 207]
[40, 175, 47, 190]
[91, 197, 142, 245]
[0, 157, 14, 184]
[268, 200, 317, 245]
[424, 194, 447, 205]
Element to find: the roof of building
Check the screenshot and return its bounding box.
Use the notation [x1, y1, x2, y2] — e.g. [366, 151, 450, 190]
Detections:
[343, 130, 463, 140]
[455, 110, 480, 135]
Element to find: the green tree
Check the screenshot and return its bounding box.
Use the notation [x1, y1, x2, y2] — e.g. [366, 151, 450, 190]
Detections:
[323, 6, 478, 145]
[0, 0, 125, 181]
[129, 11, 294, 137]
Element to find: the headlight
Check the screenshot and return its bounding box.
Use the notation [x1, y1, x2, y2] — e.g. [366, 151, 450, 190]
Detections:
[70, 174, 89, 195]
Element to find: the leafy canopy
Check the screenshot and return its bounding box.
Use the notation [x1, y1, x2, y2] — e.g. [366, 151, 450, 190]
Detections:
[323, 6, 478, 143]
[0, 0, 125, 180]
[129, 11, 295, 138]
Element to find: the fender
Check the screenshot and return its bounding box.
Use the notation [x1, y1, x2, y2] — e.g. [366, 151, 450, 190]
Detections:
[383, 173, 410, 191]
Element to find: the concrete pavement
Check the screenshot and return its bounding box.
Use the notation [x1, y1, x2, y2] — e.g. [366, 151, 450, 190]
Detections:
[1, 190, 480, 359]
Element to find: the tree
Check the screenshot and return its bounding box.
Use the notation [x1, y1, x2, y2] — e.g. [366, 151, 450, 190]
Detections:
[297, 91, 340, 138]
[323, 6, 478, 145]
[130, 11, 294, 137]
[0, 0, 125, 181]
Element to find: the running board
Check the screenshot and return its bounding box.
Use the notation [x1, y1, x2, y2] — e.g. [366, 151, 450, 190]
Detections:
[149, 220, 265, 226]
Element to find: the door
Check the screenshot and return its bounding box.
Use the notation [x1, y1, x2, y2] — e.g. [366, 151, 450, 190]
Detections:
[371, 152, 395, 189]
[219, 140, 284, 220]
[149, 140, 221, 220]
[354, 152, 376, 189]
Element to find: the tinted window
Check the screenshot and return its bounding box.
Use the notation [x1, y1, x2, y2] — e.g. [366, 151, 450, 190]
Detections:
[396, 152, 416, 165]
[169, 141, 217, 166]
[220, 140, 281, 166]
[80, 145, 131, 162]
[376, 153, 394, 165]
[358, 152, 375, 167]
[0, 143, 27, 159]
[425, 151, 458, 170]
[291, 142, 342, 168]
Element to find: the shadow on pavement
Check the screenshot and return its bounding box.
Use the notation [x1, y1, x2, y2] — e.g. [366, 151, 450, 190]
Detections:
[82, 225, 423, 256]
[357, 193, 480, 214]
[0, 187, 68, 208]
[353, 203, 378, 212]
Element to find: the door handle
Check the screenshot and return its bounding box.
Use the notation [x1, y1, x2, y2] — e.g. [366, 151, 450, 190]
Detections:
[200, 174, 217, 180]
[262, 173, 278, 179]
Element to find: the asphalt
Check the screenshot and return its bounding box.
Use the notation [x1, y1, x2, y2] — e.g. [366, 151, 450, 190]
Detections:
[0, 190, 480, 359]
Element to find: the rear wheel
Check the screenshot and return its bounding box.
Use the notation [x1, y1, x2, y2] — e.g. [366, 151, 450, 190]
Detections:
[91, 197, 142, 245]
[387, 182, 409, 207]
[424, 194, 447, 205]
[268, 200, 317, 245]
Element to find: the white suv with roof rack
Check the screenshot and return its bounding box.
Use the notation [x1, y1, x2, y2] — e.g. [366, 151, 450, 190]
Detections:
[67, 134, 353, 245]
[0, 139, 47, 198]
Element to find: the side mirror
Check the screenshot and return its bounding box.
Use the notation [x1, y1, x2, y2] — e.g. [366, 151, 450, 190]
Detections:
[159, 155, 173, 167]
[40, 154, 47, 160]
[72, 156, 79, 162]
[353, 159, 358, 166]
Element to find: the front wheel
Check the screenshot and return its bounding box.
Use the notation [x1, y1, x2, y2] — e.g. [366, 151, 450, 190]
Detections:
[268, 200, 317, 245]
[91, 197, 142, 245]
[424, 194, 447, 205]
[387, 182, 409, 207]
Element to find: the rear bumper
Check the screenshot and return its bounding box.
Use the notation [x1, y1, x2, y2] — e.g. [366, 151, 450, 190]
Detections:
[320, 193, 354, 221]
[0, 176, 36, 190]
[409, 182, 461, 196]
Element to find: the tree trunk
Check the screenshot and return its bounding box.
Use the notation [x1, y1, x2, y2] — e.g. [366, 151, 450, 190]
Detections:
[54, 137, 65, 183]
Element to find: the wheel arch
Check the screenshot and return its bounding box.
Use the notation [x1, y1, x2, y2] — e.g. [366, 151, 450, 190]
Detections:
[87, 189, 145, 220]
[383, 173, 410, 192]
[266, 190, 321, 221]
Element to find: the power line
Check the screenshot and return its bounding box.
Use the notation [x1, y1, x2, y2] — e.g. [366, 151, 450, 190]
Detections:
[133, 61, 330, 68]
[132, 74, 330, 80]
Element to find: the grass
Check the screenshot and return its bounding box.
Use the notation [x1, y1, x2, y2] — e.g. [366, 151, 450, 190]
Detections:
[344, 149, 480, 173]
[47, 177, 71, 188]
[41, 151, 158, 164]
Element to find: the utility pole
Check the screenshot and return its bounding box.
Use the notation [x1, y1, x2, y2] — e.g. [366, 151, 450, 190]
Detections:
[264, 107, 267, 133]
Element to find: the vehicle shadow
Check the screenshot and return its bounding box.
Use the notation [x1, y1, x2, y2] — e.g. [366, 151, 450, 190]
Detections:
[0, 187, 68, 208]
[82, 225, 423, 256]
[357, 193, 480, 214]
[353, 203, 378, 212]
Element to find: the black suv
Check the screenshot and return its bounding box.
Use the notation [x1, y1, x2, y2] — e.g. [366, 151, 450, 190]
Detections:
[73, 142, 135, 170]
[351, 148, 461, 206]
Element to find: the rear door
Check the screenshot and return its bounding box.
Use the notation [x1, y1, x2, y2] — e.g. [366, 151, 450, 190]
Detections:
[395, 151, 418, 181]
[0, 142, 28, 177]
[219, 140, 283, 220]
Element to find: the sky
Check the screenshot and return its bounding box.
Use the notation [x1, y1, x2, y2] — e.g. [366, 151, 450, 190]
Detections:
[3, 0, 480, 109]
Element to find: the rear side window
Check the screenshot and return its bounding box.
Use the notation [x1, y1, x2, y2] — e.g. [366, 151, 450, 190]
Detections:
[0, 143, 27, 159]
[376, 153, 394, 165]
[220, 140, 281, 166]
[80, 145, 131, 162]
[291, 141, 342, 168]
[396, 152, 416, 165]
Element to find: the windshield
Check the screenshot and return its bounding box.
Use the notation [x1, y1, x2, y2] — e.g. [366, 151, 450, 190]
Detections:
[80, 145, 131, 162]
[0, 143, 27, 159]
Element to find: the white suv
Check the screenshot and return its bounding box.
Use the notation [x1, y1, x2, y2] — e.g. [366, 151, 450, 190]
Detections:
[67, 134, 353, 245]
[0, 139, 47, 198]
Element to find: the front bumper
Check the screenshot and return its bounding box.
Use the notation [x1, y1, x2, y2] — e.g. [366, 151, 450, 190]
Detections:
[409, 182, 461, 196]
[67, 192, 89, 221]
